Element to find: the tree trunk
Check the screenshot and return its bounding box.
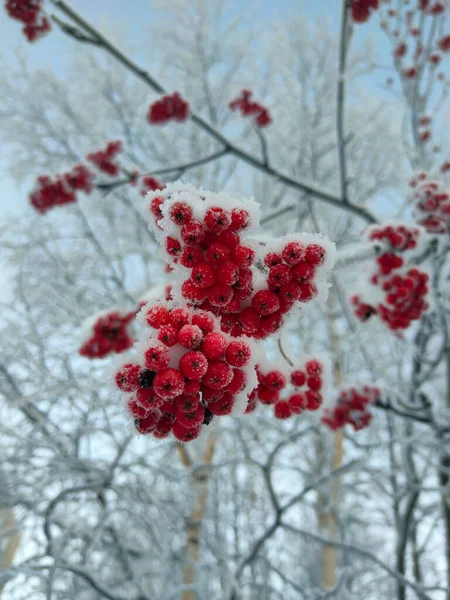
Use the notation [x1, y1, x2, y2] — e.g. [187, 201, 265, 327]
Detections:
[317, 293, 344, 590]
[178, 430, 217, 600]
[0, 508, 20, 597]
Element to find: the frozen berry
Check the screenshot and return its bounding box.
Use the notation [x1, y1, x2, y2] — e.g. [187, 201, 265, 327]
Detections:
[264, 252, 282, 267]
[192, 311, 216, 334]
[192, 263, 216, 288]
[146, 304, 171, 328]
[208, 392, 235, 415]
[202, 332, 228, 360]
[153, 368, 185, 399]
[169, 201, 193, 225]
[180, 246, 204, 268]
[145, 345, 170, 371]
[205, 206, 231, 233]
[282, 242, 305, 265]
[158, 325, 178, 347]
[225, 368, 247, 394]
[261, 370, 286, 390]
[181, 220, 204, 244]
[172, 421, 201, 442]
[203, 361, 233, 389]
[216, 261, 239, 285]
[291, 370, 306, 387]
[178, 324, 204, 348]
[252, 290, 280, 316]
[176, 403, 205, 428]
[274, 401, 292, 419]
[305, 243, 326, 265]
[225, 340, 251, 367]
[179, 351, 209, 379]
[230, 207, 250, 230]
[288, 393, 306, 414]
[208, 284, 234, 307]
[232, 245, 255, 267]
[166, 236, 181, 256]
[170, 308, 191, 330]
[115, 363, 141, 392]
[206, 242, 230, 266]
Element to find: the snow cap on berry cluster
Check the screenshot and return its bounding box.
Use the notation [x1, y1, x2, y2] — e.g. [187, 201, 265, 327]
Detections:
[249, 352, 331, 420]
[113, 301, 259, 442]
[351, 222, 431, 331]
[144, 182, 336, 340]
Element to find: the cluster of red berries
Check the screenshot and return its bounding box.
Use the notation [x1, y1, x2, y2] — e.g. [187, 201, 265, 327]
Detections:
[87, 140, 122, 177]
[351, 224, 429, 330]
[419, 1, 446, 15]
[147, 92, 189, 125]
[245, 359, 326, 419]
[228, 90, 272, 128]
[147, 185, 333, 340]
[114, 304, 257, 442]
[80, 310, 135, 359]
[351, 0, 379, 23]
[439, 35, 450, 53]
[410, 171, 450, 234]
[5, 0, 51, 42]
[140, 176, 164, 197]
[322, 386, 380, 431]
[30, 165, 94, 213]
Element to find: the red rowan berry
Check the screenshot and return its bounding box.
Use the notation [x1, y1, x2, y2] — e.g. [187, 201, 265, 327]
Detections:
[192, 312, 216, 334]
[169, 201, 193, 225]
[158, 325, 178, 347]
[178, 324, 204, 349]
[252, 290, 280, 316]
[232, 245, 255, 267]
[230, 207, 250, 230]
[205, 206, 231, 233]
[202, 332, 228, 360]
[282, 242, 305, 265]
[181, 220, 205, 244]
[274, 401, 292, 419]
[206, 242, 230, 266]
[207, 284, 234, 307]
[203, 361, 233, 389]
[291, 370, 306, 387]
[225, 340, 251, 367]
[145, 345, 170, 371]
[172, 422, 201, 442]
[216, 261, 240, 285]
[115, 364, 141, 392]
[180, 246, 204, 268]
[225, 369, 247, 394]
[179, 351, 208, 379]
[153, 368, 185, 399]
[192, 263, 216, 288]
[305, 244, 326, 265]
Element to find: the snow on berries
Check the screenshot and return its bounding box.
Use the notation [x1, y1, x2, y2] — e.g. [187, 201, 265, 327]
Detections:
[410, 170, 450, 234]
[87, 140, 122, 177]
[30, 165, 95, 213]
[322, 386, 381, 431]
[351, 0, 379, 24]
[5, 0, 51, 42]
[113, 303, 259, 441]
[79, 309, 136, 358]
[228, 90, 272, 128]
[351, 223, 430, 331]
[147, 92, 189, 125]
[248, 357, 330, 420]
[145, 182, 336, 341]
